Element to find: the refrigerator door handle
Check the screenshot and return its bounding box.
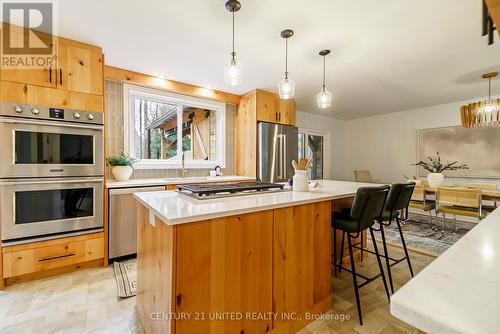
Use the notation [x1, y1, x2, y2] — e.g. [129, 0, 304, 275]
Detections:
[277, 134, 283, 180]
[282, 134, 287, 180]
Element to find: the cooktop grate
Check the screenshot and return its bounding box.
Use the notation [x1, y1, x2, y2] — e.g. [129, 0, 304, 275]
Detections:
[176, 182, 287, 199]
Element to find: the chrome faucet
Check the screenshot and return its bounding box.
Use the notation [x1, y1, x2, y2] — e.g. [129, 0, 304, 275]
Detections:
[180, 151, 188, 178]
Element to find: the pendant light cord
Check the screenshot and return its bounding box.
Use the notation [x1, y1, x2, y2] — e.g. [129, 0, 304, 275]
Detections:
[322, 55, 326, 90]
[488, 77, 491, 102]
[285, 37, 288, 79]
[231, 11, 235, 59]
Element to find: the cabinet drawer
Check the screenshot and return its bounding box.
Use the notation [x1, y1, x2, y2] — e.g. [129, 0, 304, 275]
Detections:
[2, 237, 103, 278]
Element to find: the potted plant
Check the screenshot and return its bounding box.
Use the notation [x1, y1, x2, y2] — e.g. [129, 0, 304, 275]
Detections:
[413, 152, 469, 188]
[106, 153, 137, 181]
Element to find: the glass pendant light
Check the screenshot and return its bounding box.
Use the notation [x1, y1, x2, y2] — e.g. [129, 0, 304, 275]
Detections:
[316, 49, 332, 109]
[224, 0, 242, 86]
[278, 29, 295, 99]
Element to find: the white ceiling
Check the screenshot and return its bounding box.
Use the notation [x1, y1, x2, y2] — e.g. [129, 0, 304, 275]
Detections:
[57, 0, 500, 119]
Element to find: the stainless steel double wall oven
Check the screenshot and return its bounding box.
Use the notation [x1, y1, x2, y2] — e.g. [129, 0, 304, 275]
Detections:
[0, 102, 104, 244]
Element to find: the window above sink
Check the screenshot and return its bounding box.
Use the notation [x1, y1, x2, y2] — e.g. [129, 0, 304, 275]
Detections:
[123, 84, 226, 169]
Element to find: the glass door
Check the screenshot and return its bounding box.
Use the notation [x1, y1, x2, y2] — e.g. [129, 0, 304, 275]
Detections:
[298, 129, 330, 180]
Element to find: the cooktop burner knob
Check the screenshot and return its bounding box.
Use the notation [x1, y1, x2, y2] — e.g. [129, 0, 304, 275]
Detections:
[14, 105, 23, 113]
[31, 107, 40, 115]
[87, 114, 94, 120]
[73, 112, 81, 119]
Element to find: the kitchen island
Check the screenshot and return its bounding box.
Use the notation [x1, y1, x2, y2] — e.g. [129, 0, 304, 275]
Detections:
[133, 180, 373, 334]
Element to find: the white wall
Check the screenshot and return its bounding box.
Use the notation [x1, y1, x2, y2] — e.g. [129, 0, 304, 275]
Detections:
[295, 111, 347, 180]
[343, 95, 500, 185]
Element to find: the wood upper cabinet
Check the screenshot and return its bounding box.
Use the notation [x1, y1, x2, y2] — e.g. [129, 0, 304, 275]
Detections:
[0, 24, 57, 88]
[278, 98, 296, 126]
[57, 38, 103, 95]
[255, 89, 296, 126]
[256, 89, 278, 123]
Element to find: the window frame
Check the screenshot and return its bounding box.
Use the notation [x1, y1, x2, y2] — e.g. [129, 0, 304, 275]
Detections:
[123, 84, 226, 169]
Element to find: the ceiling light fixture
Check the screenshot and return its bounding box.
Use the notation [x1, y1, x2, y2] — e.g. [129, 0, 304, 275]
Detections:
[316, 49, 332, 109]
[460, 72, 499, 128]
[224, 0, 243, 86]
[278, 29, 295, 99]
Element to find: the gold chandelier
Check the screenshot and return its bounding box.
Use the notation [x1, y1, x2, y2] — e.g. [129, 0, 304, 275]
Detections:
[460, 72, 499, 128]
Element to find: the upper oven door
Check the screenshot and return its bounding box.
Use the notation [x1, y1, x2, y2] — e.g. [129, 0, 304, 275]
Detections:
[0, 177, 104, 242]
[0, 117, 104, 178]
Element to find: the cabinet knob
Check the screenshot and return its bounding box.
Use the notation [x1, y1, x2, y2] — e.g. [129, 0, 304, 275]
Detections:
[14, 106, 23, 113]
[73, 112, 81, 119]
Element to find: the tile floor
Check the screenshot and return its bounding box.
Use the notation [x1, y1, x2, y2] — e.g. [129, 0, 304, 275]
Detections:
[0, 244, 434, 334]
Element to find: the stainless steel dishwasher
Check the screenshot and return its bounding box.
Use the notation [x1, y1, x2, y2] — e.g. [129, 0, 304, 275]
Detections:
[108, 186, 165, 259]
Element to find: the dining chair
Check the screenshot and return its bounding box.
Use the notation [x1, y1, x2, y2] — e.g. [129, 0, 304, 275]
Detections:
[353, 170, 374, 183]
[436, 187, 496, 234]
[409, 184, 436, 230]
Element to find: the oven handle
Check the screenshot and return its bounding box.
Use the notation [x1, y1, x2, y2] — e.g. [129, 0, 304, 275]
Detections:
[0, 178, 104, 186]
[0, 117, 104, 131]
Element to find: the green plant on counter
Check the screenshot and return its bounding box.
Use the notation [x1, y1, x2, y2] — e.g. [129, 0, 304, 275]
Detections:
[106, 152, 137, 167]
[413, 152, 469, 173]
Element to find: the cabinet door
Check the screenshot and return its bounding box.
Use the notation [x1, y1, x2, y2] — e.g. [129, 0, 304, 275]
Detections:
[0, 24, 56, 88]
[57, 38, 103, 95]
[256, 89, 278, 123]
[278, 99, 296, 126]
[175, 211, 273, 334]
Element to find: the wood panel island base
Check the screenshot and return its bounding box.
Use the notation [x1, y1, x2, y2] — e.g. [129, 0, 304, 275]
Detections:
[133, 180, 370, 334]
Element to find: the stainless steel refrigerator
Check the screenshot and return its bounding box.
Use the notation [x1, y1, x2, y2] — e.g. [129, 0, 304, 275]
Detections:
[257, 122, 298, 183]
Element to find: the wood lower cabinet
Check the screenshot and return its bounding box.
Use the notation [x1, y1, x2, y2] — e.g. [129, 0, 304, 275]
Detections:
[2, 233, 104, 283]
[57, 38, 103, 95]
[136, 199, 340, 334]
[176, 211, 273, 334]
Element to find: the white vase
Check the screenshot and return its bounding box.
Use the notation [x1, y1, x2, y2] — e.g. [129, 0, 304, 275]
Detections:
[293, 170, 309, 192]
[112, 166, 133, 181]
[427, 172, 444, 188]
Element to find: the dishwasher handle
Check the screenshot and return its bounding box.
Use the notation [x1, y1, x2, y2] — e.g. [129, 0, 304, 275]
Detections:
[109, 186, 165, 196]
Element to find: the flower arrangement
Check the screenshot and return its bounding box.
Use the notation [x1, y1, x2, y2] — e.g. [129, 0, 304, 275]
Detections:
[413, 152, 469, 173]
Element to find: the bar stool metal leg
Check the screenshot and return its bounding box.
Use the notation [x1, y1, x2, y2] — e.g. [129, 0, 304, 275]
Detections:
[333, 226, 337, 277]
[347, 235, 363, 325]
[338, 231, 345, 275]
[360, 235, 364, 262]
[369, 228, 391, 302]
[379, 222, 394, 294]
[396, 217, 414, 277]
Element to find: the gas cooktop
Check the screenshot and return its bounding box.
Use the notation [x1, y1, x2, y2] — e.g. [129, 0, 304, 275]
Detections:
[176, 182, 288, 200]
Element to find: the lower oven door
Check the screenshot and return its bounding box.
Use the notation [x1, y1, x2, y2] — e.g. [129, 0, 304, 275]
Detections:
[0, 177, 103, 242]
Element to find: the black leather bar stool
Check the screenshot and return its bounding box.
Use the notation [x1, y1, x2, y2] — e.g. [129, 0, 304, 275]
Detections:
[351, 183, 415, 294]
[332, 185, 391, 325]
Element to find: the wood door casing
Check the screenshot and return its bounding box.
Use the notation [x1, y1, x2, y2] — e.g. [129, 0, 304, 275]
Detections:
[175, 211, 273, 334]
[57, 38, 103, 95]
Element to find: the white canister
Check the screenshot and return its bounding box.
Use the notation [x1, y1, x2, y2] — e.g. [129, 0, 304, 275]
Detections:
[293, 170, 309, 192]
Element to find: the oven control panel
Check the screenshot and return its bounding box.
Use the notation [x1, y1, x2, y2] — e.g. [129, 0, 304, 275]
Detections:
[0, 102, 104, 125]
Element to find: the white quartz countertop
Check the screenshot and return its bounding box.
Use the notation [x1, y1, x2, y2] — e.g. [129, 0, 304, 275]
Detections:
[133, 180, 375, 225]
[390, 207, 500, 334]
[106, 175, 255, 189]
